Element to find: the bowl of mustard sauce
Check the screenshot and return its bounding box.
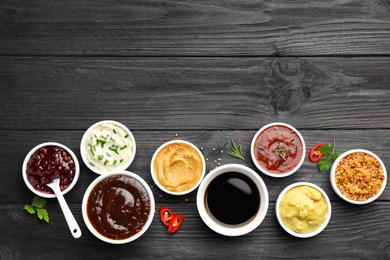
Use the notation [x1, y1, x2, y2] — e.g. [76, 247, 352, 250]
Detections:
[275, 182, 331, 238]
[151, 140, 205, 195]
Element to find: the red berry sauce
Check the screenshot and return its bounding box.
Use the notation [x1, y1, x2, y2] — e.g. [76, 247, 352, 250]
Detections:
[26, 145, 76, 194]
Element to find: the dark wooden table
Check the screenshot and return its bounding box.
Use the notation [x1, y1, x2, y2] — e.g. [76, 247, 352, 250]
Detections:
[1, 1, 390, 259]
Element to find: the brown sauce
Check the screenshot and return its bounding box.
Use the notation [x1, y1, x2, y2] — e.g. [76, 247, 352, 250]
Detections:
[87, 174, 151, 240]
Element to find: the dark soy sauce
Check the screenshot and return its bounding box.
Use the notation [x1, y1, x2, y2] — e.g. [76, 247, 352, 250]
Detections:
[205, 172, 260, 225]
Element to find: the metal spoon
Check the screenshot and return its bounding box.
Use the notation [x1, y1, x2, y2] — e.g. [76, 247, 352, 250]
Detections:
[47, 178, 82, 239]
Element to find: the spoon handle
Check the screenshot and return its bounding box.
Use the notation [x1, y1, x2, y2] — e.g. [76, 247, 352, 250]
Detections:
[50, 183, 82, 239]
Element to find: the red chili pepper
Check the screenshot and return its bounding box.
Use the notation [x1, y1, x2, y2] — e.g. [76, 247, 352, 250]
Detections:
[168, 214, 184, 234]
[159, 207, 174, 227]
[309, 143, 324, 163]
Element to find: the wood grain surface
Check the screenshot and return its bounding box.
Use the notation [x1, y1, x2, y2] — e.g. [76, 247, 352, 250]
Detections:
[1, 0, 389, 259]
[1, 57, 389, 130]
[0, 0, 389, 56]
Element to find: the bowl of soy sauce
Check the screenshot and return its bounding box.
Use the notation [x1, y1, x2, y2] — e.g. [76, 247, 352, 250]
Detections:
[196, 164, 269, 236]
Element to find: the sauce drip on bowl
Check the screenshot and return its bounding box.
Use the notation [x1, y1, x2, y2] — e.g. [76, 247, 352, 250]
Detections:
[253, 125, 303, 174]
[205, 172, 260, 225]
[87, 175, 151, 240]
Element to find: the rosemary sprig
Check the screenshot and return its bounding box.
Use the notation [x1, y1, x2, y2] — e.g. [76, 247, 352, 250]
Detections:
[275, 142, 290, 161]
[228, 139, 244, 160]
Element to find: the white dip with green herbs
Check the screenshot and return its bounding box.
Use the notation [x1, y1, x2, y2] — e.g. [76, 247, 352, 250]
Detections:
[84, 123, 134, 173]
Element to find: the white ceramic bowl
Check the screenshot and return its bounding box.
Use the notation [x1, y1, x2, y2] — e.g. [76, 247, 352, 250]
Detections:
[82, 171, 155, 244]
[150, 140, 206, 195]
[330, 149, 387, 205]
[250, 122, 306, 178]
[197, 164, 269, 236]
[22, 142, 80, 199]
[276, 182, 331, 238]
[80, 120, 136, 175]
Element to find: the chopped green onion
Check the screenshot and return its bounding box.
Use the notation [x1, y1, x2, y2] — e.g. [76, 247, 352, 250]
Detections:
[106, 152, 112, 157]
[104, 159, 109, 166]
[113, 159, 117, 165]
[109, 145, 119, 154]
[98, 155, 104, 161]
[120, 145, 127, 151]
[120, 159, 124, 163]
[89, 149, 94, 156]
[96, 139, 106, 148]
[89, 162, 95, 167]
[113, 129, 117, 134]
[124, 134, 129, 138]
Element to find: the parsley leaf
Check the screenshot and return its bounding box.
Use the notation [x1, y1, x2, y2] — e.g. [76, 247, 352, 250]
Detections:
[31, 196, 47, 208]
[317, 144, 333, 154]
[332, 152, 341, 160]
[24, 205, 35, 214]
[318, 157, 332, 172]
[24, 196, 49, 223]
[36, 208, 49, 223]
[316, 140, 340, 172]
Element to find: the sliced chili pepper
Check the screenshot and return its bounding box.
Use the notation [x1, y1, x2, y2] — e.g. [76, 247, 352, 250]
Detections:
[309, 143, 324, 163]
[168, 214, 184, 234]
[159, 207, 174, 227]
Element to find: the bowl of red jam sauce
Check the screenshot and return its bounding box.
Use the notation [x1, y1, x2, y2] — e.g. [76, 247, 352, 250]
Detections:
[82, 171, 155, 244]
[251, 123, 306, 178]
[22, 142, 80, 198]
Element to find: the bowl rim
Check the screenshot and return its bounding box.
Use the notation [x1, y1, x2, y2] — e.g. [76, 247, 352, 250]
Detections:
[81, 171, 155, 244]
[330, 149, 387, 205]
[80, 120, 137, 175]
[250, 122, 306, 178]
[196, 164, 269, 236]
[150, 139, 206, 195]
[275, 182, 332, 238]
[22, 142, 80, 199]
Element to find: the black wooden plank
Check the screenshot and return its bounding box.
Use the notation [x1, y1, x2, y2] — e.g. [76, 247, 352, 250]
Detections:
[1, 57, 390, 130]
[0, 0, 389, 56]
[4, 129, 389, 203]
[2, 202, 389, 259]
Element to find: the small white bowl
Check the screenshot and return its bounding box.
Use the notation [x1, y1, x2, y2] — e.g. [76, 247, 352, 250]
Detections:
[250, 122, 306, 178]
[82, 171, 155, 244]
[22, 142, 80, 199]
[197, 164, 269, 236]
[150, 140, 206, 195]
[276, 182, 331, 238]
[330, 149, 387, 205]
[80, 120, 136, 175]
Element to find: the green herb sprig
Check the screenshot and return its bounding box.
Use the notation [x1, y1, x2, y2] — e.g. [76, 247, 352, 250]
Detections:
[228, 139, 244, 160]
[317, 139, 341, 172]
[24, 196, 49, 223]
[275, 142, 290, 161]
